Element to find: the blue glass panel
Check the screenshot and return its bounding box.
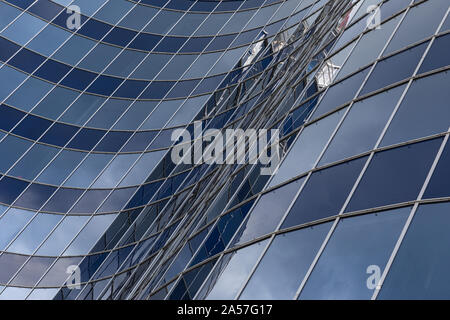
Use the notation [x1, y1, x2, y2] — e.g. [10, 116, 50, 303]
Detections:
[14, 183, 56, 210]
[346, 138, 443, 213]
[299, 207, 410, 299]
[282, 156, 368, 228]
[0, 176, 29, 205]
[240, 222, 332, 300]
[379, 202, 450, 299]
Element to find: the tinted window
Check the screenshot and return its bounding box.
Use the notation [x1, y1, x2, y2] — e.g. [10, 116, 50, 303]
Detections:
[319, 84, 405, 166]
[379, 202, 450, 299]
[346, 138, 443, 213]
[282, 156, 368, 228]
[240, 222, 332, 300]
[299, 207, 410, 299]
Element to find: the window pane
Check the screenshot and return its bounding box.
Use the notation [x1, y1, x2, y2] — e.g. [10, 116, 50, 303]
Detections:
[381, 71, 450, 147]
[233, 177, 305, 246]
[311, 68, 369, 120]
[319, 84, 405, 166]
[384, 0, 447, 55]
[346, 138, 442, 213]
[359, 41, 428, 96]
[269, 108, 346, 187]
[240, 222, 332, 300]
[423, 140, 450, 199]
[282, 156, 368, 228]
[299, 207, 410, 299]
[379, 202, 450, 299]
[202, 240, 269, 300]
[336, 16, 401, 81]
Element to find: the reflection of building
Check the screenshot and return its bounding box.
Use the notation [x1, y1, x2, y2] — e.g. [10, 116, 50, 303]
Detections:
[0, 0, 448, 300]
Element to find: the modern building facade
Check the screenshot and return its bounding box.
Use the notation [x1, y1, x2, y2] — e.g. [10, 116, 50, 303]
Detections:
[0, 0, 448, 300]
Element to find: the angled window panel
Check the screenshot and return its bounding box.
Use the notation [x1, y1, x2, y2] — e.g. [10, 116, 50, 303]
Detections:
[37, 256, 83, 287]
[269, 108, 346, 187]
[319, 84, 406, 166]
[143, 10, 184, 35]
[379, 202, 450, 299]
[12, 114, 52, 140]
[299, 207, 410, 300]
[121, 131, 158, 152]
[335, 15, 401, 81]
[27, 23, 71, 57]
[78, 43, 122, 73]
[359, 41, 428, 96]
[52, 35, 96, 66]
[36, 215, 89, 256]
[93, 131, 133, 153]
[76, 18, 111, 41]
[1, 11, 47, 46]
[36, 149, 85, 186]
[384, 0, 448, 55]
[311, 67, 369, 120]
[63, 153, 113, 188]
[8, 48, 46, 74]
[9, 143, 59, 181]
[67, 127, 106, 151]
[0, 104, 25, 132]
[7, 212, 62, 255]
[59, 94, 105, 126]
[104, 49, 147, 78]
[169, 13, 208, 36]
[97, 187, 137, 213]
[63, 214, 116, 256]
[240, 221, 332, 300]
[140, 99, 182, 130]
[379, 0, 411, 19]
[0, 65, 28, 101]
[86, 98, 132, 130]
[346, 138, 443, 213]
[0, 36, 21, 62]
[114, 79, 148, 99]
[201, 239, 269, 300]
[423, 140, 450, 199]
[92, 153, 140, 189]
[0, 252, 28, 284]
[10, 256, 55, 287]
[232, 177, 306, 247]
[32, 85, 78, 120]
[0, 2, 22, 31]
[39, 122, 79, 147]
[194, 13, 232, 36]
[381, 71, 450, 147]
[282, 156, 368, 229]
[131, 53, 171, 80]
[0, 207, 34, 251]
[440, 13, 450, 32]
[418, 34, 450, 74]
[118, 4, 159, 30]
[69, 189, 110, 214]
[119, 150, 165, 187]
[14, 183, 56, 210]
[87, 75, 123, 97]
[0, 176, 29, 205]
[6, 77, 53, 112]
[60, 68, 97, 92]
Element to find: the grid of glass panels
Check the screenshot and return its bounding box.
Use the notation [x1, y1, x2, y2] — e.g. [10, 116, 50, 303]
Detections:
[0, 0, 448, 300]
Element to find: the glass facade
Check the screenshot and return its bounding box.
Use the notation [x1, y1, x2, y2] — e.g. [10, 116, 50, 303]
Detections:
[0, 0, 448, 300]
